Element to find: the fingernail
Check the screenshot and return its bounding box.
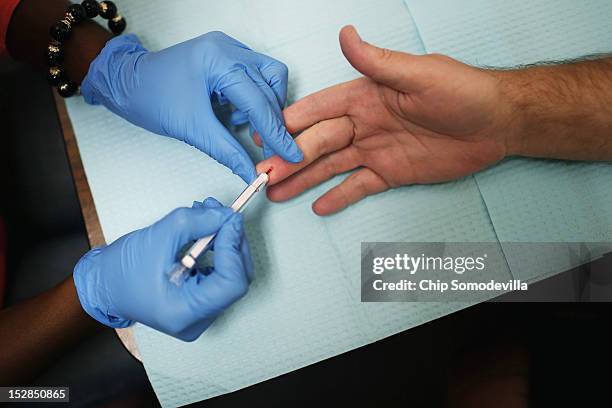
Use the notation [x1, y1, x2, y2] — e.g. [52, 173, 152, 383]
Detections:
[345, 25, 362, 42]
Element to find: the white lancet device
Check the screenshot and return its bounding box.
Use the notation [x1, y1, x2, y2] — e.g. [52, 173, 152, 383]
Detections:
[168, 172, 270, 286]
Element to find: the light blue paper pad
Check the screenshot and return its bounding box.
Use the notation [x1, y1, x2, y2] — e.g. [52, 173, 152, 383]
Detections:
[66, 1, 507, 405]
[64, 0, 609, 405]
[406, 0, 612, 281]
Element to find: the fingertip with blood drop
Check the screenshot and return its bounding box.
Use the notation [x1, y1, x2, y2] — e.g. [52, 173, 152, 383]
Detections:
[257, 157, 288, 185]
[255, 161, 271, 178]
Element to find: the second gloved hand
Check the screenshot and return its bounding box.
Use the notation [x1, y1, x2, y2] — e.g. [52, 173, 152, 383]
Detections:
[81, 32, 303, 183]
[73, 198, 253, 341]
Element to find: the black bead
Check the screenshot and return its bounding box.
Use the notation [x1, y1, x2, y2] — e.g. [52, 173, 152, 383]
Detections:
[67, 4, 87, 24]
[98, 1, 117, 19]
[57, 81, 78, 98]
[108, 15, 126, 35]
[47, 67, 63, 86]
[46, 43, 64, 66]
[81, 0, 99, 18]
[50, 21, 71, 43]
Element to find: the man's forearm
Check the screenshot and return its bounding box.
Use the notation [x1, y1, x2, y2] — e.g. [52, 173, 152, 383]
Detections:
[500, 57, 612, 161]
[0, 277, 99, 384]
[6, 0, 112, 84]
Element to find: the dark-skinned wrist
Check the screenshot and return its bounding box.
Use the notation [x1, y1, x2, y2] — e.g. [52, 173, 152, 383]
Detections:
[61, 19, 112, 83]
[6, 0, 112, 84]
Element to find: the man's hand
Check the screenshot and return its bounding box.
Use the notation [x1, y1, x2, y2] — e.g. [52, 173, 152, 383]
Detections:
[256, 26, 516, 215]
[81, 32, 303, 184]
[73, 198, 253, 342]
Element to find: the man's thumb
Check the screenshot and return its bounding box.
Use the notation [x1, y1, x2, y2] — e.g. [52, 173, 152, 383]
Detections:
[339, 25, 420, 91]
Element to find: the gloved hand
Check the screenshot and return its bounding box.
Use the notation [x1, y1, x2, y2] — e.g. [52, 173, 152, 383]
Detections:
[73, 198, 253, 341]
[81, 32, 303, 183]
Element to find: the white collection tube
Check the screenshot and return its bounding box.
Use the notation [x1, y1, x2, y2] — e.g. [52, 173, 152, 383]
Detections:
[168, 172, 270, 286]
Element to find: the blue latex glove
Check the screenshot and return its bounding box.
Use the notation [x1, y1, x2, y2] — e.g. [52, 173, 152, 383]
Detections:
[73, 198, 253, 341]
[81, 32, 303, 183]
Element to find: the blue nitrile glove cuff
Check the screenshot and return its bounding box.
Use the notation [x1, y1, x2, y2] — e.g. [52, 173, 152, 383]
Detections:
[73, 247, 134, 329]
[81, 33, 148, 111]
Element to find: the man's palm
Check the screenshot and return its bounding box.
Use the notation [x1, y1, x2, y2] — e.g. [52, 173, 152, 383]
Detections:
[257, 26, 511, 215]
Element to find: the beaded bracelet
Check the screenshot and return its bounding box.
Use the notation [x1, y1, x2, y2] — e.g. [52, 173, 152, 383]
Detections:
[46, 1, 127, 97]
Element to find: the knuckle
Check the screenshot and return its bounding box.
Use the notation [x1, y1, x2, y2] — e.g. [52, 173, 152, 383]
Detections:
[163, 318, 188, 337]
[198, 31, 227, 52]
[321, 155, 338, 177]
[170, 207, 191, 227]
[277, 62, 289, 78]
[346, 78, 372, 105]
[313, 123, 330, 153]
[354, 77, 371, 90]
[213, 206, 233, 220]
[296, 174, 312, 195]
[203, 197, 221, 208]
[205, 30, 226, 40]
[230, 279, 249, 301]
[428, 53, 452, 63]
[337, 183, 351, 208]
[378, 47, 394, 63]
[354, 176, 368, 197]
